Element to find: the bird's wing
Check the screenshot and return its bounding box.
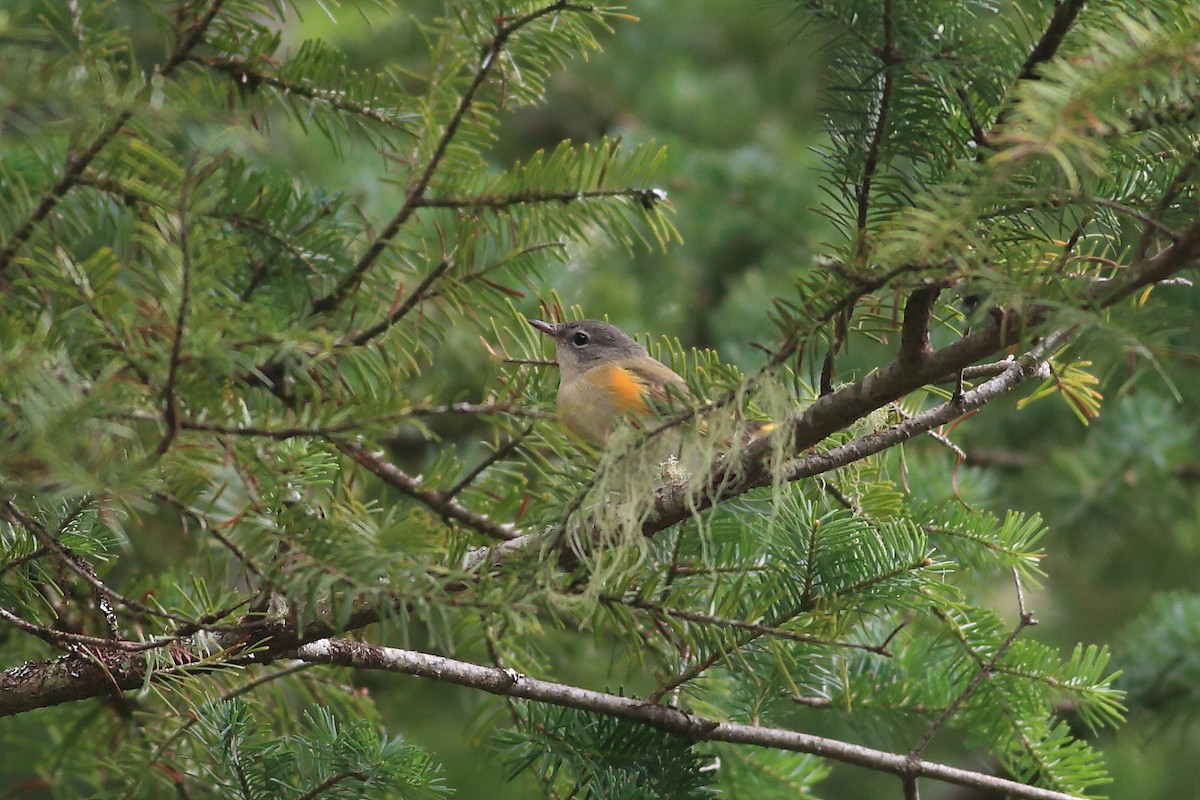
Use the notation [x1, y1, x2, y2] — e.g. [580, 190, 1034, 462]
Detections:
[614, 360, 692, 415]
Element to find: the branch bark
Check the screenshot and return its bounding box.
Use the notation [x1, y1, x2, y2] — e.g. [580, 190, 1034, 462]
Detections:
[294, 638, 1087, 800]
[0, 605, 380, 718]
[1016, 0, 1089, 83]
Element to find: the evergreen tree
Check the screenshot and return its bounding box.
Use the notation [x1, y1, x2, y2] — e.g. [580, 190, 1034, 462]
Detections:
[1, 1, 1198, 798]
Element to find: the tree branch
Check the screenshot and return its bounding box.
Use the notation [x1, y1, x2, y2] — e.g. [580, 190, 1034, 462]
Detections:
[634, 318, 1025, 538]
[294, 638, 1087, 800]
[1015, 0, 1089, 83]
[337, 440, 523, 541]
[309, 1, 595, 315]
[188, 54, 418, 134]
[852, 0, 896, 265]
[992, 0, 1089, 130]
[1107, 212, 1200, 304]
[1, 499, 254, 637]
[899, 284, 943, 364]
[600, 594, 895, 657]
[413, 187, 666, 212]
[0, 0, 227, 285]
[345, 257, 453, 346]
[0, 601, 382, 717]
[775, 334, 1064, 486]
[156, 170, 194, 455]
[910, 572, 1039, 758]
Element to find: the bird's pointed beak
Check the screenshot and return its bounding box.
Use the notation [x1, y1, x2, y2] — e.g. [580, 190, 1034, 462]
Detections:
[526, 318, 558, 337]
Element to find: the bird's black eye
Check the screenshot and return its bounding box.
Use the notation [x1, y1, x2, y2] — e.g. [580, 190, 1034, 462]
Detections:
[571, 331, 589, 347]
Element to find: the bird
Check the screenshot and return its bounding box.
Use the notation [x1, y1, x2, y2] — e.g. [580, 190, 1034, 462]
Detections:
[526, 318, 694, 446]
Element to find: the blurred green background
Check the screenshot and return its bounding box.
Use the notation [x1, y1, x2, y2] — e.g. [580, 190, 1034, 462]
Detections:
[3, 1, 1198, 797]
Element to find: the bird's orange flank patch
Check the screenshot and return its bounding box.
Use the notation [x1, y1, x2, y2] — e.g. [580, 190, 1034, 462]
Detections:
[601, 364, 651, 414]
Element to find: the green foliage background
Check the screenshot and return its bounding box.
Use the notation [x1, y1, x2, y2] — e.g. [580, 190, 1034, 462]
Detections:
[0, 0, 1198, 798]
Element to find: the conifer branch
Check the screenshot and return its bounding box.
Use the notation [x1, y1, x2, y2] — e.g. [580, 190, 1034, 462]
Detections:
[294, 638, 1088, 800]
[126, 662, 317, 798]
[1107, 211, 1200, 305]
[626, 259, 931, 456]
[954, 83, 991, 154]
[0, 602, 384, 717]
[649, 649, 726, 704]
[156, 173, 194, 456]
[1093, 197, 1181, 242]
[0, 602, 174, 653]
[0, 0, 227, 285]
[337, 440, 524, 541]
[58, 246, 156, 386]
[6, 4, 1192, 792]
[1016, 0, 1089, 83]
[74, 172, 333, 293]
[910, 575, 1039, 758]
[635, 320, 1031, 537]
[3, 498, 277, 641]
[413, 187, 666, 211]
[188, 55, 419, 133]
[309, 1, 596, 315]
[2, 501, 191, 635]
[600, 595, 895, 656]
[1133, 148, 1200, 263]
[852, 0, 896, 265]
[345, 258, 453, 346]
[114, 402, 548, 440]
[442, 424, 534, 501]
[1127, 96, 1200, 133]
[294, 771, 370, 800]
[775, 342, 1058, 486]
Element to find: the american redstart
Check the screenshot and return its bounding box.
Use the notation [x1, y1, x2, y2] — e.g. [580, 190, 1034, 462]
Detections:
[528, 318, 772, 447]
[527, 318, 690, 445]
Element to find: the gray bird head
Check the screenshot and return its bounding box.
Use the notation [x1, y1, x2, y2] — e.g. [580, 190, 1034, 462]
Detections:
[527, 318, 647, 379]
